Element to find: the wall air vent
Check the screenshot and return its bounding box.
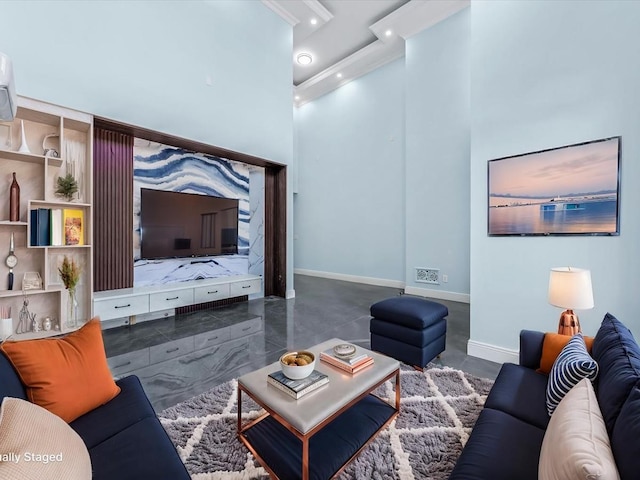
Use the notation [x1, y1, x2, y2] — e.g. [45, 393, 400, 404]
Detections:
[415, 267, 439, 285]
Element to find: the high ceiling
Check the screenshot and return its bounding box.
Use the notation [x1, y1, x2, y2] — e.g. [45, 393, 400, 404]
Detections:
[263, 0, 470, 107]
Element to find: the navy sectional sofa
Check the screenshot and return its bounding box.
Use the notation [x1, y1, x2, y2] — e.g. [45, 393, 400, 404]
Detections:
[450, 313, 640, 480]
[0, 353, 190, 480]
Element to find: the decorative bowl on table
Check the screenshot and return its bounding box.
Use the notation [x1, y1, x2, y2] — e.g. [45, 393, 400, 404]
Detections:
[333, 343, 357, 359]
[280, 351, 316, 380]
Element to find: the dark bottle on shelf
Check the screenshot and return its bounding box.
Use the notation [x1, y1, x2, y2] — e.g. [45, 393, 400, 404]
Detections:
[9, 172, 20, 222]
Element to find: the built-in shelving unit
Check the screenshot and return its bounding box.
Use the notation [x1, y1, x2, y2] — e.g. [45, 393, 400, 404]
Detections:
[0, 96, 93, 340]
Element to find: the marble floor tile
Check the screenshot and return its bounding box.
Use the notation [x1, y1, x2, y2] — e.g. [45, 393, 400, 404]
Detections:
[102, 274, 501, 411]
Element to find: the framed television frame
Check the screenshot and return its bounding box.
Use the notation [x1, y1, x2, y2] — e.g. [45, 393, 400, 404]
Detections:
[487, 136, 621, 236]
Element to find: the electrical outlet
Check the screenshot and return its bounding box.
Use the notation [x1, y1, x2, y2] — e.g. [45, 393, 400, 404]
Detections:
[442, 274, 448, 283]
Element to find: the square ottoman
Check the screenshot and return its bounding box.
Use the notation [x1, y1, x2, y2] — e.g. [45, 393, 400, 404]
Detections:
[370, 296, 448, 368]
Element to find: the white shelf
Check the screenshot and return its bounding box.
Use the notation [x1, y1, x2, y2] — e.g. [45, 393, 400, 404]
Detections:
[0, 221, 28, 226]
[0, 288, 62, 299]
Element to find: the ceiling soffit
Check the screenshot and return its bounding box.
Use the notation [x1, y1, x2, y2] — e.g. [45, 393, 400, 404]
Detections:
[262, 0, 470, 107]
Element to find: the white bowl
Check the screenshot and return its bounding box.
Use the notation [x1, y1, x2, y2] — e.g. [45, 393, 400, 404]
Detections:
[280, 351, 316, 380]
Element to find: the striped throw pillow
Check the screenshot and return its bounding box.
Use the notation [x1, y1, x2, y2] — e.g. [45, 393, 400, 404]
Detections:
[546, 333, 598, 416]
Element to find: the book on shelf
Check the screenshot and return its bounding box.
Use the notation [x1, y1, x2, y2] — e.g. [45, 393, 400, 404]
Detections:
[320, 348, 374, 374]
[267, 369, 329, 399]
[63, 208, 84, 246]
[50, 208, 63, 246]
[30, 208, 50, 246]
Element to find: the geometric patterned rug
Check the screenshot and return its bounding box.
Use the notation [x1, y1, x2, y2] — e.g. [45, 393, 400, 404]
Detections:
[159, 363, 494, 479]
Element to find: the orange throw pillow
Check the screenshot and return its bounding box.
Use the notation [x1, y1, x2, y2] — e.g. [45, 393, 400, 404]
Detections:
[0, 318, 120, 423]
[538, 332, 594, 375]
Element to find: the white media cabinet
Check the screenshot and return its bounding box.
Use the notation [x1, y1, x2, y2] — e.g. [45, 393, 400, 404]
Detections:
[93, 274, 262, 322]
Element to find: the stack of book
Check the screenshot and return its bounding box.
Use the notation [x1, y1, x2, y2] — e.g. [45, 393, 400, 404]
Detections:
[320, 347, 374, 374]
[267, 370, 329, 399]
[30, 208, 84, 247]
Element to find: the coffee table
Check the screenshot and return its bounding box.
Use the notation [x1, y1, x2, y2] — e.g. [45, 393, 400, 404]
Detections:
[237, 338, 400, 480]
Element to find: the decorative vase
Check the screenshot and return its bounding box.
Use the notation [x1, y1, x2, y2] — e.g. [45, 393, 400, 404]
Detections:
[18, 120, 30, 154]
[66, 288, 78, 329]
[9, 172, 19, 222]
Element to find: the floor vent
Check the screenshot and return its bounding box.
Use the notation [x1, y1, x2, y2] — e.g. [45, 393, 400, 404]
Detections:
[176, 295, 248, 315]
[415, 267, 440, 285]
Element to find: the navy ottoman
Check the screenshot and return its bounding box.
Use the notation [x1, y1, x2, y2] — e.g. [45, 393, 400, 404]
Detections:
[369, 296, 448, 368]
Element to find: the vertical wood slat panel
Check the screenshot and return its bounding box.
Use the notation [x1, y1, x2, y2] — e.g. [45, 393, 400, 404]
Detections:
[93, 128, 133, 292]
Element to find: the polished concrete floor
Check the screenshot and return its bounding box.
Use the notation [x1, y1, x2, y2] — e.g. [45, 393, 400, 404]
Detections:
[102, 275, 501, 411]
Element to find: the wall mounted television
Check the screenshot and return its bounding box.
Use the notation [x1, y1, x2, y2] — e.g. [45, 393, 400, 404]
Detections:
[140, 188, 239, 259]
[487, 136, 621, 236]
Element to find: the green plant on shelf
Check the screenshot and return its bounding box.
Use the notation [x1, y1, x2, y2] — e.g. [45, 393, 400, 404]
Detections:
[55, 173, 78, 201]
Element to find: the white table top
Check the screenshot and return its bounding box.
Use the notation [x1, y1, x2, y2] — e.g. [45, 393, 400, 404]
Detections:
[238, 338, 400, 434]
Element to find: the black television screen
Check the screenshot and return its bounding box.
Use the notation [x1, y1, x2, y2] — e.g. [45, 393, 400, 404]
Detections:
[488, 136, 621, 236]
[140, 188, 239, 259]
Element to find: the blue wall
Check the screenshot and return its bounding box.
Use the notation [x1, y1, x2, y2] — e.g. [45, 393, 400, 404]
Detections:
[405, 9, 470, 300]
[470, 0, 640, 354]
[0, 0, 295, 293]
[294, 59, 406, 284]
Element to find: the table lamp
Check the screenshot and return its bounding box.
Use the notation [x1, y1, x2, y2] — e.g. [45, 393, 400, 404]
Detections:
[548, 267, 594, 335]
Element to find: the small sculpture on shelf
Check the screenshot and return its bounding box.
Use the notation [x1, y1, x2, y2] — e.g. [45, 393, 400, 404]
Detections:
[18, 120, 30, 154]
[16, 291, 33, 334]
[9, 171, 19, 222]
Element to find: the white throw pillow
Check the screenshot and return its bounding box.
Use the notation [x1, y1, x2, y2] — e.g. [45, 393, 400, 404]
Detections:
[539, 378, 620, 480]
[0, 397, 91, 480]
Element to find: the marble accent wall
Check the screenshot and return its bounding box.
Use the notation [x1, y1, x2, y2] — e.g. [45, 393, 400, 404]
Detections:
[248, 166, 265, 279]
[133, 139, 264, 287]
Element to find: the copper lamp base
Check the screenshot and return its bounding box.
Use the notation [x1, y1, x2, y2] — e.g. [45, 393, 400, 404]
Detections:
[558, 309, 582, 336]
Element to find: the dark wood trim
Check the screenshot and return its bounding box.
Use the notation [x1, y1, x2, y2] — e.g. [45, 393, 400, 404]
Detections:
[93, 128, 134, 291]
[94, 117, 284, 169]
[94, 116, 287, 297]
[264, 166, 287, 297]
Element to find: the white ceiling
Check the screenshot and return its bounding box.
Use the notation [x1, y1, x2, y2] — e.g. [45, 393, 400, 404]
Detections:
[262, 0, 470, 107]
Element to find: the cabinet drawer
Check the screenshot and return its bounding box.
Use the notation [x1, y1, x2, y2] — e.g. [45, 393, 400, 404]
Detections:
[193, 326, 231, 350]
[149, 289, 194, 312]
[108, 349, 150, 376]
[229, 317, 263, 340]
[229, 278, 261, 297]
[94, 295, 149, 321]
[149, 337, 194, 363]
[193, 283, 230, 304]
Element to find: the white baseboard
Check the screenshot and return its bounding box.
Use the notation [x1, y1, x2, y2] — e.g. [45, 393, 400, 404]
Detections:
[404, 285, 470, 304]
[294, 269, 405, 289]
[467, 339, 519, 364]
[285, 289, 296, 299]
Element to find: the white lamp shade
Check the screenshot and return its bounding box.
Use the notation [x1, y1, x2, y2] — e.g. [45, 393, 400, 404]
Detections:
[548, 267, 594, 310]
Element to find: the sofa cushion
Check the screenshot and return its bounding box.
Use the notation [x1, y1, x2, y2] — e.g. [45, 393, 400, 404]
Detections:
[591, 313, 640, 435]
[370, 296, 448, 329]
[448, 408, 545, 480]
[0, 352, 26, 400]
[0, 397, 91, 479]
[70, 375, 157, 450]
[484, 363, 550, 430]
[546, 333, 598, 416]
[538, 333, 594, 375]
[0, 318, 121, 423]
[539, 378, 619, 480]
[88, 416, 190, 480]
[610, 381, 640, 480]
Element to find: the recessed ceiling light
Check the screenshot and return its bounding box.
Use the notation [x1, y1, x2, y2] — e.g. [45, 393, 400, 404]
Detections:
[297, 53, 313, 65]
[294, 95, 300, 101]
[385, 29, 393, 37]
[336, 73, 343, 78]
[310, 18, 317, 25]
